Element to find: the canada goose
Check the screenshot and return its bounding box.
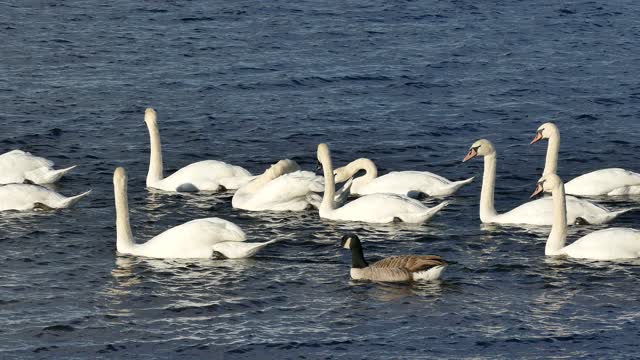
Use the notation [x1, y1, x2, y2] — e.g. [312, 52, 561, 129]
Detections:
[339, 234, 447, 282]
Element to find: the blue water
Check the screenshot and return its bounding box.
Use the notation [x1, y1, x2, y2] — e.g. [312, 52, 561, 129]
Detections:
[2, 0, 640, 358]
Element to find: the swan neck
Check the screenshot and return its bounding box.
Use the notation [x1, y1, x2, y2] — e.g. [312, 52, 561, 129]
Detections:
[146, 121, 164, 184]
[543, 132, 560, 176]
[320, 153, 336, 211]
[479, 153, 498, 221]
[546, 183, 568, 255]
[114, 180, 135, 252]
[347, 158, 378, 189]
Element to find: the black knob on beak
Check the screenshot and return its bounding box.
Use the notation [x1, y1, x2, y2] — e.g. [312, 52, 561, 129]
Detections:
[315, 161, 322, 173]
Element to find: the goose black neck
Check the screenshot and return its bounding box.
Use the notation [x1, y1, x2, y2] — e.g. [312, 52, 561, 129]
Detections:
[350, 240, 369, 269]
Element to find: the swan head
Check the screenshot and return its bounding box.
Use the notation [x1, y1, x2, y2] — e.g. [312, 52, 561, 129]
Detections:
[531, 173, 562, 198]
[531, 122, 559, 144]
[340, 234, 361, 249]
[463, 139, 495, 162]
[113, 167, 127, 186]
[316, 143, 331, 171]
[144, 107, 158, 126]
[334, 166, 350, 183]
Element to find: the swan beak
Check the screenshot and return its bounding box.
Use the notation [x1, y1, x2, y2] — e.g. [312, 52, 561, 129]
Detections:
[530, 131, 543, 145]
[463, 148, 477, 162]
[315, 161, 322, 173]
[530, 184, 544, 198]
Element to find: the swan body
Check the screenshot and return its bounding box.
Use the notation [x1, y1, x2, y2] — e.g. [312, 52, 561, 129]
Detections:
[0, 150, 76, 184]
[532, 122, 640, 196]
[212, 239, 280, 259]
[114, 167, 246, 259]
[463, 139, 634, 225]
[0, 184, 90, 211]
[532, 174, 640, 260]
[317, 144, 448, 223]
[233, 159, 338, 211]
[144, 108, 253, 192]
[334, 158, 473, 197]
[341, 234, 446, 282]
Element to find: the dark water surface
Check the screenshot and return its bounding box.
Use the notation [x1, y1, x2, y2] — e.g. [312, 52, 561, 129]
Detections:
[2, 1, 640, 358]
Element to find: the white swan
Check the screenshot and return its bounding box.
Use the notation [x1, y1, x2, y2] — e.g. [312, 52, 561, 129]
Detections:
[333, 158, 474, 198]
[114, 167, 277, 259]
[531, 122, 640, 196]
[463, 139, 634, 225]
[144, 108, 253, 192]
[0, 150, 76, 184]
[317, 143, 448, 223]
[232, 159, 331, 211]
[0, 184, 90, 211]
[531, 173, 640, 260]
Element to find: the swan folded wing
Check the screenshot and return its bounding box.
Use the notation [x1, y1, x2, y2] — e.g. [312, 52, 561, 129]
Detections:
[243, 171, 323, 206]
[0, 184, 66, 210]
[496, 196, 616, 225]
[0, 150, 55, 183]
[139, 218, 246, 258]
[565, 168, 640, 195]
[331, 194, 428, 222]
[358, 171, 451, 196]
[371, 255, 446, 272]
[161, 160, 251, 190]
[563, 228, 640, 260]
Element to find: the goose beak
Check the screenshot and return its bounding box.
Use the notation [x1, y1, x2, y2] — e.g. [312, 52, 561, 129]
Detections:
[462, 148, 477, 162]
[530, 184, 544, 198]
[530, 131, 543, 145]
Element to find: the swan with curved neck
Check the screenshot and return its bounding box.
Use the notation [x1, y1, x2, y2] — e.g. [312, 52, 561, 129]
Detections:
[462, 139, 635, 225]
[0, 150, 77, 185]
[531, 122, 640, 196]
[531, 173, 640, 260]
[333, 158, 474, 198]
[114, 167, 277, 259]
[144, 108, 253, 192]
[0, 184, 90, 211]
[317, 144, 448, 223]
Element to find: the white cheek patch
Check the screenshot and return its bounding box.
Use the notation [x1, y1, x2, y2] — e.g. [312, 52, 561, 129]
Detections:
[342, 238, 351, 249]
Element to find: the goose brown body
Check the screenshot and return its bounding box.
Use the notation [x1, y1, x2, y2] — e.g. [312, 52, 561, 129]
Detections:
[341, 234, 447, 282]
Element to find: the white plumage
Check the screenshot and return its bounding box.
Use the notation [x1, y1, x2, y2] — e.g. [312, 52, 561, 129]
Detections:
[0, 149, 76, 184]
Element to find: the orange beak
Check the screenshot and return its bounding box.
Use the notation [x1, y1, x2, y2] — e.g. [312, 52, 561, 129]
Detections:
[530, 184, 544, 198]
[463, 148, 477, 162]
[530, 132, 543, 145]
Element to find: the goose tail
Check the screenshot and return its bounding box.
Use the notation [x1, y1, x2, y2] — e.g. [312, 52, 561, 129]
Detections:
[413, 265, 447, 281]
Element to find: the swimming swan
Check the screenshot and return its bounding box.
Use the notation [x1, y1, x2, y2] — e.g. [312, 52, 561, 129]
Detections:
[115, 166, 258, 259]
[340, 234, 447, 282]
[317, 143, 448, 223]
[0, 150, 76, 184]
[531, 122, 640, 196]
[232, 159, 327, 211]
[144, 108, 253, 192]
[463, 139, 634, 225]
[334, 158, 473, 197]
[531, 173, 640, 260]
[0, 184, 90, 211]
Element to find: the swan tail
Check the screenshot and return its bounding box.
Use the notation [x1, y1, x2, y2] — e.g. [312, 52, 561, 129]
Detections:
[582, 207, 639, 225]
[412, 265, 446, 281]
[441, 177, 475, 195]
[401, 200, 449, 223]
[58, 190, 91, 208]
[28, 165, 77, 184]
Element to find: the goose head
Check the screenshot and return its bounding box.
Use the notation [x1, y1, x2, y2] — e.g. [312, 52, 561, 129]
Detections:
[340, 234, 361, 249]
[463, 139, 495, 162]
[530, 122, 559, 144]
[144, 107, 158, 126]
[531, 173, 562, 198]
